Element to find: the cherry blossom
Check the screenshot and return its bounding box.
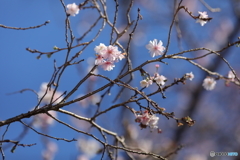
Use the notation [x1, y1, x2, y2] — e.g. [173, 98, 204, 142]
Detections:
[114, 51, 125, 62]
[102, 45, 121, 61]
[42, 142, 58, 160]
[202, 77, 216, 90]
[101, 61, 115, 71]
[154, 74, 167, 86]
[228, 70, 235, 81]
[148, 114, 160, 129]
[94, 44, 122, 62]
[94, 43, 107, 55]
[33, 110, 57, 128]
[186, 72, 194, 81]
[66, 3, 80, 16]
[146, 39, 165, 57]
[140, 79, 153, 88]
[77, 139, 100, 158]
[135, 110, 159, 130]
[94, 43, 125, 71]
[38, 82, 63, 104]
[95, 54, 104, 65]
[196, 11, 208, 26]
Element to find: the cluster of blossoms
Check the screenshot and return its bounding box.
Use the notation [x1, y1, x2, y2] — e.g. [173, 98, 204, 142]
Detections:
[66, 3, 80, 16]
[135, 110, 160, 132]
[140, 64, 194, 88]
[202, 77, 216, 91]
[196, 71, 236, 91]
[144, 39, 195, 87]
[94, 43, 125, 71]
[186, 71, 237, 91]
[140, 65, 166, 88]
[140, 73, 167, 87]
[196, 11, 209, 26]
[140, 73, 167, 88]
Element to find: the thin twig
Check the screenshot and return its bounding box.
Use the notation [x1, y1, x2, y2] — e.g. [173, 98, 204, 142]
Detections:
[0, 124, 10, 160]
[19, 120, 76, 142]
[110, 0, 119, 45]
[0, 21, 50, 30]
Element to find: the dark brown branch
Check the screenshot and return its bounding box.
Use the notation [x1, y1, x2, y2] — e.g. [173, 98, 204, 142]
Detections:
[19, 120, 76, 142]
[0, 124, 10, 160]
[0, 21, 49, 30]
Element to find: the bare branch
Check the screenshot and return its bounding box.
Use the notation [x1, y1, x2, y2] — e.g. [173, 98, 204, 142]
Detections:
[199, 0, 221, 12]
[19, 120, 77, 142]
[0, 21, 50, 30]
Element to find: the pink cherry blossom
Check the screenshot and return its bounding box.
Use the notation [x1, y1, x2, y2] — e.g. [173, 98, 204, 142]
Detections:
[66, 3, 80, 16]
[101, 45, 121, 62]
[146, 39, 165, 57]
[101, 61, 115, 71]
[95, 54, 104, 65]
[135, 111, 150, 126]
[186, 72, 194, 81]
[135, 110, 159, 129]
[94, 43, 125, 71]
[202, 77, 216, 90]
[196, 11, 208, 26]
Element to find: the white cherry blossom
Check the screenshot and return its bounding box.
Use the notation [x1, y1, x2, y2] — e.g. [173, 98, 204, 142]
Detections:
[202, 77, 216, 90]
[154, 74, 167, 86]
[186, 72, 194, 81]
[196, 11, 208, 26]
[228, 70, 235, 81]
[140, 79, 153, 88]
[94, 43, 107, 55]
[148, 114, 159, 129]
[66, 3, 80, 16]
